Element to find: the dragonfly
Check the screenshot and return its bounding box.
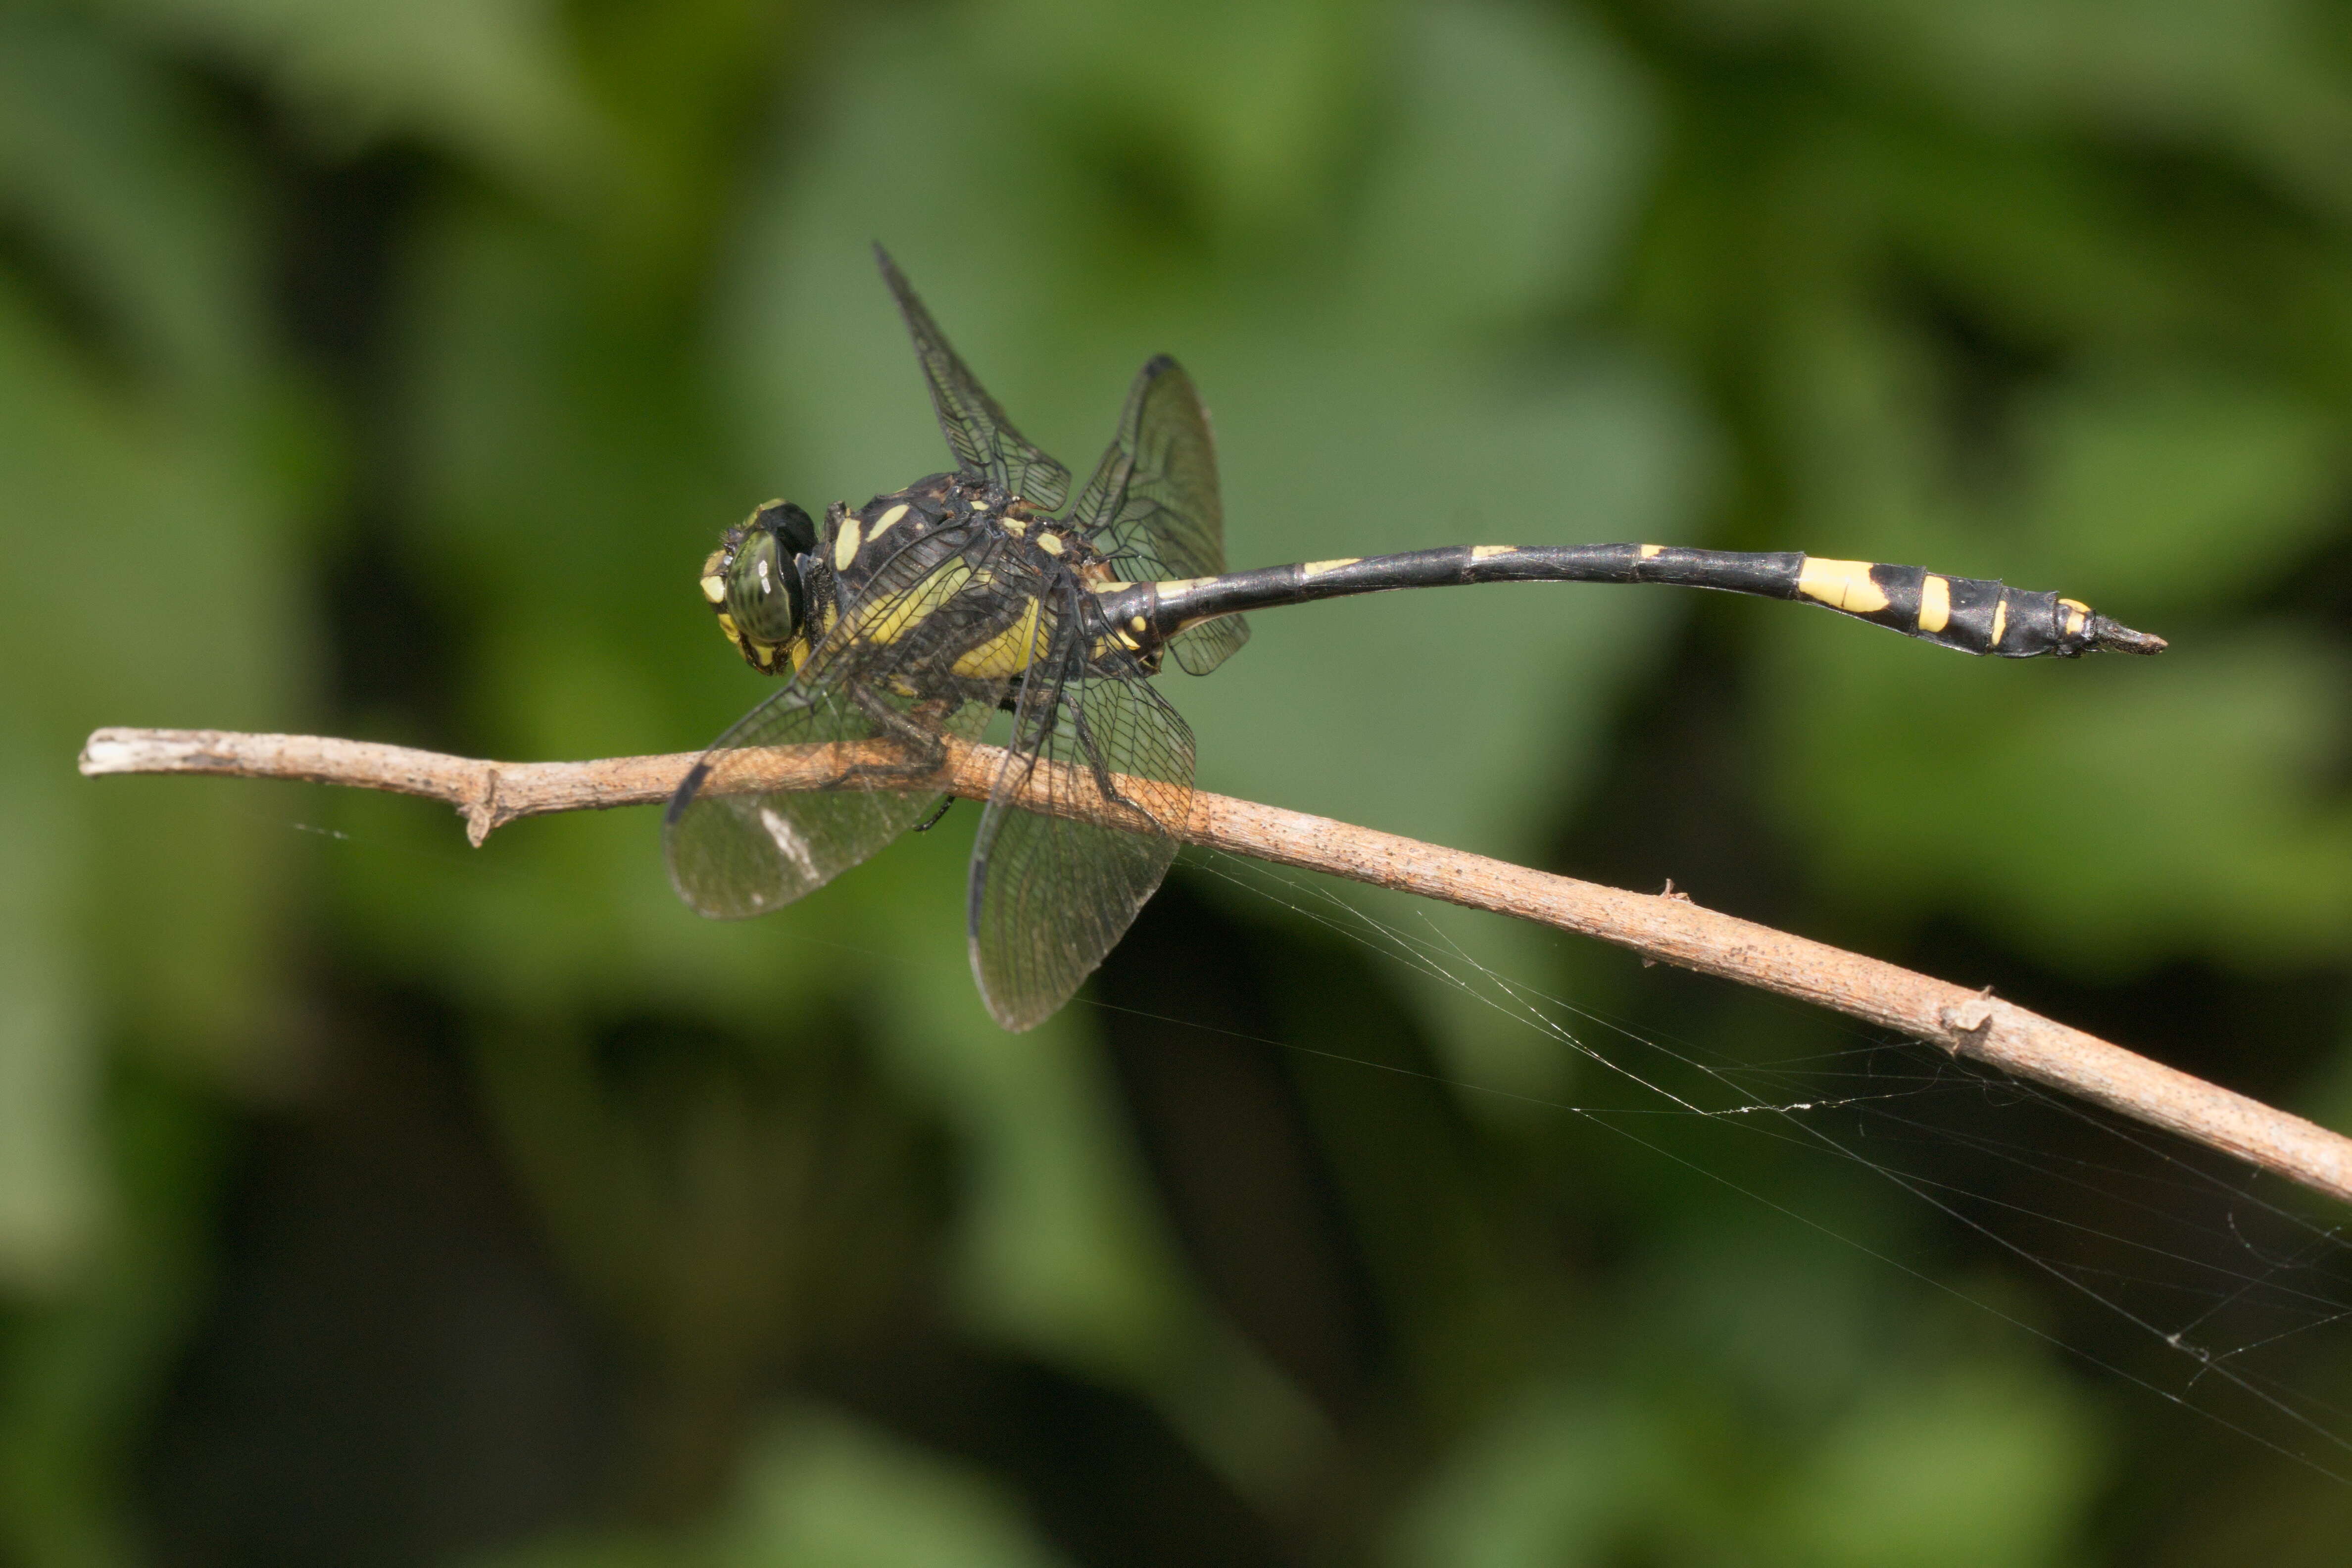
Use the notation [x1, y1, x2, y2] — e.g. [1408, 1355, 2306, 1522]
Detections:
[665, 247, 2166, 1031]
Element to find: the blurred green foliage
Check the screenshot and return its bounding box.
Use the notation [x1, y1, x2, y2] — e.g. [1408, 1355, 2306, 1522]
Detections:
[6, 0, 2352, 1563]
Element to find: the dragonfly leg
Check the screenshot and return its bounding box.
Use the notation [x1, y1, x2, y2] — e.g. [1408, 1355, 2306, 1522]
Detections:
[829, 685, 950, 789]
[1063, 700, 1171, 834]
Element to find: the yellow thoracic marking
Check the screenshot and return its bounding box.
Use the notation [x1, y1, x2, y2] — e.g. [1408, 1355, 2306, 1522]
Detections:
[1037, 532, 1064, 555]
[1918, 574, 1951, 634]
[833, 518, 862, 571]
[1989, 596, 2009, 649]
[1471, 545, 1518, 559]
[1090, 580, 1134, 593]
[1638, 543, 1665, 559]
[787, 635, 809, 673]
[870, 502, 909, 538]
[1129, 615, 1147, 633]
[849, 560, 969, 646]
[1302, 558, 1360, 579]
[1797, 557, 1890, 615]
[699, 574, 727, 604]
[952, 595, 1046, 679]
[970, 498, 990, 510]
[1003, 516, 1028, 536]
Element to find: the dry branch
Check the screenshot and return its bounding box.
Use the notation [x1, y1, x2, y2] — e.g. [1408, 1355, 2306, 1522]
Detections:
[80, 725, 2352, 1210]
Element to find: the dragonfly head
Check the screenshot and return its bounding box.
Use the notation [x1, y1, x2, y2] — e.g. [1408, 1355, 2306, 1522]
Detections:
[701, 500, 817, 672]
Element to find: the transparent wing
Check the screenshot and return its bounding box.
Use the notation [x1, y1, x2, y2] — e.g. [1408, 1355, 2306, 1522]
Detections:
[665, 523, 1019, 919]
[664, 682, 991, 918]
[1069, 355, 1227, 576]
[1067, 354, 1247, 675]
[967, 617, 1197, 1030]
[875, 245, 1072, 511]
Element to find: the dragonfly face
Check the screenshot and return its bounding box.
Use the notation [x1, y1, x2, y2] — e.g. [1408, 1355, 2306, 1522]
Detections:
[702, 500, 818, 673]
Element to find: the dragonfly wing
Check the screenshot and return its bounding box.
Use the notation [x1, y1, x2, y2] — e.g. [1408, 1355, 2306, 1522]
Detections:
[664, 680, 988, 918]
[1166, 593, 1249, 676]
[967, 620, 1197, 1030]
[1069, 355, 1247, 676]
[875, 245, 1072, 512]
[665, 523, 1015, 919]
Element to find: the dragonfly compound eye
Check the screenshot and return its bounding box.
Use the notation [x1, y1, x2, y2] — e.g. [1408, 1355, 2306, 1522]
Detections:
[725, 522, 806, 643]
[755, 499, 820, 556]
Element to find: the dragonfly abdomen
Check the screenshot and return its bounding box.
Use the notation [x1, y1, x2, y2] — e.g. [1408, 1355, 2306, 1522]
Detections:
[1127, 543, 2165, 659]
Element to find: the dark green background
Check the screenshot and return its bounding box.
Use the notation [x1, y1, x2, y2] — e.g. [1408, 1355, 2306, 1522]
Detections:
[8, 0, 2352, 1562]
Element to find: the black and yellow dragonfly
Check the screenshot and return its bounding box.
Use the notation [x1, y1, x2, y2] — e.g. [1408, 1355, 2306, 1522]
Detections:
[666, 248, 2165, 1030]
